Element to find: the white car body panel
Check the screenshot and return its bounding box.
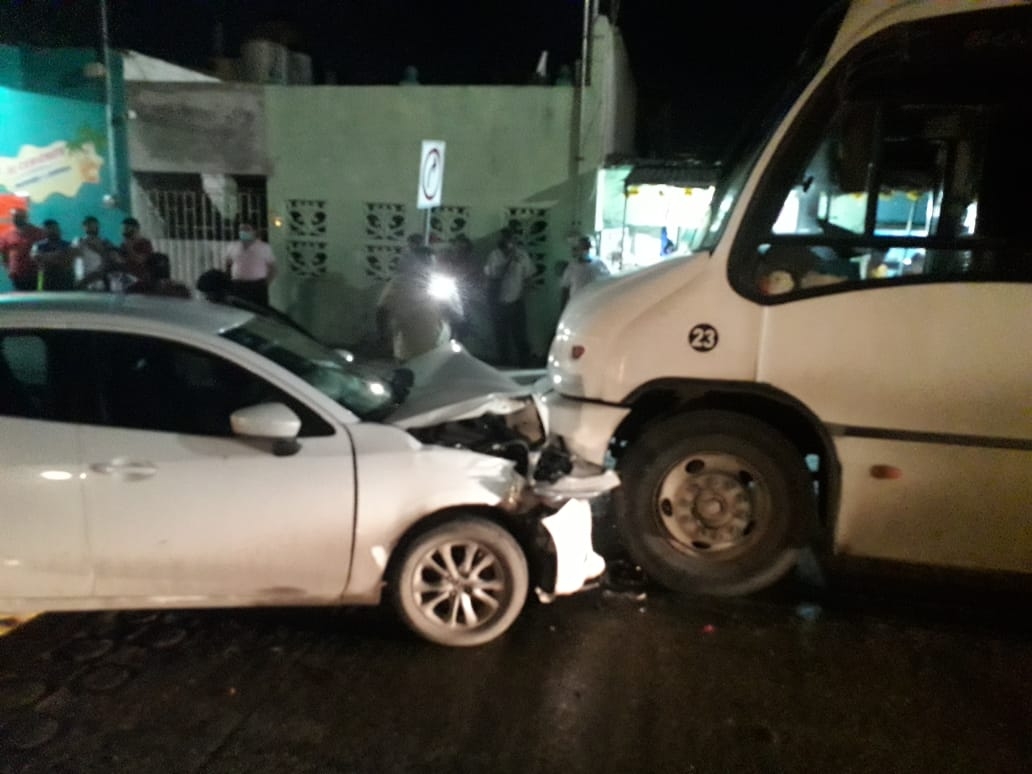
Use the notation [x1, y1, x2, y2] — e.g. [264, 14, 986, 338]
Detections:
[0, 417, 91, 599]
[80, 426, 356, 600]
[345, 422, 523, 601]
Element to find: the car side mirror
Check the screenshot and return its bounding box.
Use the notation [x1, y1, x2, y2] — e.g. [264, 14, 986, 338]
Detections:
[231, 402, 302, 456]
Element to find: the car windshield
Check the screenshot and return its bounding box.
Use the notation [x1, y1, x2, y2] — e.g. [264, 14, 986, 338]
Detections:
[222, 315, 397, 420]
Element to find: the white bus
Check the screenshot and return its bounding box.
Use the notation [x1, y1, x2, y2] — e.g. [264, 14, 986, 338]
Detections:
[544, 0, 1032, 594]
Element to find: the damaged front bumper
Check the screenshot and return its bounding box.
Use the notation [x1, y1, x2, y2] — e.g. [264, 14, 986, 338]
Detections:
[516, 469, 620, 601]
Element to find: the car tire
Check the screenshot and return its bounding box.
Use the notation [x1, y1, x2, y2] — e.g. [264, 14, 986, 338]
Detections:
[618, 411, 813, 596]
[391, 517, 529, 647]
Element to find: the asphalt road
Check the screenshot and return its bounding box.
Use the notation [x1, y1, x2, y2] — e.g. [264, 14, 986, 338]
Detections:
[2, 568, 1030, 774]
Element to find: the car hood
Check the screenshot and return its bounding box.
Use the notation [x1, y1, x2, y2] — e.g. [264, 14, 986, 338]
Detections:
[385, 342, 532, 429]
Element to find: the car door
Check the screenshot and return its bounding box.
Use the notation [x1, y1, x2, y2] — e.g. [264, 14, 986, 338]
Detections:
[729, 27, 1032, 574]
[79, 331, 356, 602]
[0, 329, 92, 601]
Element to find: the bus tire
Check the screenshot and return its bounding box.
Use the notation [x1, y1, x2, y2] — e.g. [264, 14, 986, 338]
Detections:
[618, 410, 812, 595]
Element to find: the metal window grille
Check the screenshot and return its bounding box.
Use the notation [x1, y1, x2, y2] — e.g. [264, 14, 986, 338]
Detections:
[136, 187, 268, 285]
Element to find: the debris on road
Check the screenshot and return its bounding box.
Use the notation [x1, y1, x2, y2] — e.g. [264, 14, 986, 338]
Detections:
[795, 602, 822, 623]
[601, 558, 649, 596]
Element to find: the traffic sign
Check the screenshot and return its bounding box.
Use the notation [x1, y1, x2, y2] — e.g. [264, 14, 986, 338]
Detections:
[417, 140, 445, 210]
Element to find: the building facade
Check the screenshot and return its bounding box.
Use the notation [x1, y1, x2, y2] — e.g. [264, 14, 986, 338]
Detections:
[127, 16, 635, 355]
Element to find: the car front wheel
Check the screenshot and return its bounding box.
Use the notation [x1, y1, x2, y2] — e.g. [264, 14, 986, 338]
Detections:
[391, 517, 529, 647]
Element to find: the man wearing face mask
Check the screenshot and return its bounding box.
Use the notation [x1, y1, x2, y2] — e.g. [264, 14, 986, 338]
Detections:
[223, 221, 276, 306]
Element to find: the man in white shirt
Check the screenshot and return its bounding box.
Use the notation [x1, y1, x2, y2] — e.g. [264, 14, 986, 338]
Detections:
[484, 229, 536, 366]
[560, 236, 609, 310]
[72, 215, 138, 291]
[224, 222, 277, 306]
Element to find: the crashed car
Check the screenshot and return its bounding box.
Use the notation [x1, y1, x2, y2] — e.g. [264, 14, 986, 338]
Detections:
[0, 293, 615, 646]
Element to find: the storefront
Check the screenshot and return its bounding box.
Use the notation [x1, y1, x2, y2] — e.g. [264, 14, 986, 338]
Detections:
[594, 160, 720, 273]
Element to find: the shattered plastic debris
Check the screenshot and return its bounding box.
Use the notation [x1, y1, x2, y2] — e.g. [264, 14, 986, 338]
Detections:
[601, 558, 649, 600]
[795, 602, 822, 622]
[601, 589, 647, 602]
[794, 547, 827, 588]
[535, 588, 555, 604]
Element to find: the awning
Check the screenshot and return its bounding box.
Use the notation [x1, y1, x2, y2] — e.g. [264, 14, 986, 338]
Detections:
[624, 161, 721, 189]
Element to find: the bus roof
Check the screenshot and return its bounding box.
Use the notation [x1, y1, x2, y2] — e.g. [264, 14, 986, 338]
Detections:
[827, 0, 1029, 66]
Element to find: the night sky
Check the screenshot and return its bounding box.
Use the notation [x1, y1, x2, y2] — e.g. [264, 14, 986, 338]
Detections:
[1, 0, 842, 158]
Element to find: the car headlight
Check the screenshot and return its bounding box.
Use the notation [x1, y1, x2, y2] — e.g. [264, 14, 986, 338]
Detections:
[427, 273, 458, 301]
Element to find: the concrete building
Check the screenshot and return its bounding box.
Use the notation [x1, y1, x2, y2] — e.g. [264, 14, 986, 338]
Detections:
[126, 16, 635, 355]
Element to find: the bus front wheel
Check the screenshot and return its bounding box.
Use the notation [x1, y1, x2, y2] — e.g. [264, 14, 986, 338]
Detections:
[618, 410, 813, 595]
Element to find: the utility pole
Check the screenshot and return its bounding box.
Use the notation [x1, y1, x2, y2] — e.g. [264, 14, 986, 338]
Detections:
[570, 0, 597, 233]
[99, 0, 120, 208]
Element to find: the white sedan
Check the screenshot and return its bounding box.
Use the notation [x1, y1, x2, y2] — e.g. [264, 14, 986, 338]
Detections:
[0, 293, 614, 646]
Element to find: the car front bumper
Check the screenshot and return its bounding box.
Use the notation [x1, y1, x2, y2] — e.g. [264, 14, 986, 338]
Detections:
[517, 469, 619, 599]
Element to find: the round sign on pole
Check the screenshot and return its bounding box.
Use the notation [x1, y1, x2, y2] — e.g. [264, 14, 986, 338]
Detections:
[417, 140, 446, 210]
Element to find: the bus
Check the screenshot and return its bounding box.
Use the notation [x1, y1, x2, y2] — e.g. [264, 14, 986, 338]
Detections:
[543, 0, 1032, 594]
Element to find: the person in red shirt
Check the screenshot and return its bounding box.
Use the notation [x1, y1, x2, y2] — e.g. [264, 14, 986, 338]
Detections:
[119, 217, 154, 279]
[0, 208, 46, 291]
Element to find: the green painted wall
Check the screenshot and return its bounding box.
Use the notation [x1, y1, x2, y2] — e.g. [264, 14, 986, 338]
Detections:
[265, 83, 600, 356]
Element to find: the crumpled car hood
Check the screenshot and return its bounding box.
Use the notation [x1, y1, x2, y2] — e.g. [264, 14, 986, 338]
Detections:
[385, 342, 532, 429]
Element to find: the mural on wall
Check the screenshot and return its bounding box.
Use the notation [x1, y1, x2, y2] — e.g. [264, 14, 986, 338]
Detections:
[286, 199, 328, 277]
[0, 125, 105, 204]
[363, 202, 406, 281]
[504, 205, 550, 291]
[0, 84, 128, 240]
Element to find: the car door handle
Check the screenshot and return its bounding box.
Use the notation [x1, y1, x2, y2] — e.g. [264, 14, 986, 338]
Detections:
[90, 460, 158, 478]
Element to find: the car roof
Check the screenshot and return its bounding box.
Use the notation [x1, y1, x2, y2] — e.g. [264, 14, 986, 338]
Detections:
[0, 292, 253, 334]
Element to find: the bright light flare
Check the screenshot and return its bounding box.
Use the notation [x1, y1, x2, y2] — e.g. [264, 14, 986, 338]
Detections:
[40, 470, 73, 481]
[427, 273, 458, 301]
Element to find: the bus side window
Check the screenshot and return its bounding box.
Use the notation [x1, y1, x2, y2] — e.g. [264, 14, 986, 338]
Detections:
[734, 4, 1032, 300]
[754, 103, 1006, 297]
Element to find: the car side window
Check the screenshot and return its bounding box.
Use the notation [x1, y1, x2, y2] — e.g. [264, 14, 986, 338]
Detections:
[731, 6, 1032, 301]
[0, 331, 81, 421]
[93, 333, 334, 438]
